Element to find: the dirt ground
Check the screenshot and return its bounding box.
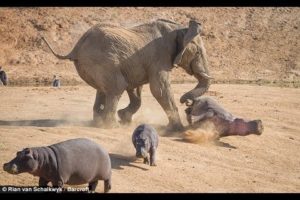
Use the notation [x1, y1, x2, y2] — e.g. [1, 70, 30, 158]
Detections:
[0, 83, 299, 193]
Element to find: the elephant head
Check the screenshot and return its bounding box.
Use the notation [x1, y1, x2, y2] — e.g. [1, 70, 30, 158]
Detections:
[174, 20, 212, 104]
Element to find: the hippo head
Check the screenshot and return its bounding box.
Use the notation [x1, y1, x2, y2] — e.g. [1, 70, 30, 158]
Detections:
[228, 119, 264, 136]
[3, 148, 38, 175]
[134, 136, 149, 159]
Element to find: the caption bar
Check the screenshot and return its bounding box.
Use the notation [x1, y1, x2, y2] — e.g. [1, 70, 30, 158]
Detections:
[0, 186, 89, 193]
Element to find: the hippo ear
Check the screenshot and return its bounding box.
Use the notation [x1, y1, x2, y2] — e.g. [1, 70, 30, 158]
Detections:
[24, 148, 31, 155]
[32, 151, 38, 160]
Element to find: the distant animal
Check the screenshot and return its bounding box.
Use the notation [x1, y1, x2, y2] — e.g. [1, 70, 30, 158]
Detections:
[3, 138, 112, 193]
[0, 67, 8, 86]
[52, 75, 60, 88]
[132, 124, 159, 166]
[185, 97, 264, 137]
[42, 19, 212, 132]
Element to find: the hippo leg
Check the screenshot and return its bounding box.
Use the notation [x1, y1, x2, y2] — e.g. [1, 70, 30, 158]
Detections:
[104, 178, 111, 193]
[38, 177, 49, 187]
[143, 155, 150, 165]
[88, 180, 98, 193]
[52, 180, 64, 188]
[221, 118, 263, 137]
[150, 148, 157, 166]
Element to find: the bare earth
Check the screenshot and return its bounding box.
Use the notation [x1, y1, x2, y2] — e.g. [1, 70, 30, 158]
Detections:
[0, 84, 299, 193]
[0, 7, 299, 86]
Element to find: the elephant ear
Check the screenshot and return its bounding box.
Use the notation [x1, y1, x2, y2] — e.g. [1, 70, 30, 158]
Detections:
[173, 20, 202, 66]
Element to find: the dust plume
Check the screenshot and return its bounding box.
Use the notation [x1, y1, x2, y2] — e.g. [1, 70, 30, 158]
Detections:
[183, 121, 220, 144]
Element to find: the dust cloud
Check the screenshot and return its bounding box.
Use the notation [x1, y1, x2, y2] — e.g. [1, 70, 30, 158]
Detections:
[183, 121, 220, 144]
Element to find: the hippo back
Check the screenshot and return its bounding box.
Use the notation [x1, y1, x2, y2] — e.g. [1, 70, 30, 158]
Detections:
[132, 124, 159, 148]
[49, 138, 111, 185]
[191, 97, 235, 122]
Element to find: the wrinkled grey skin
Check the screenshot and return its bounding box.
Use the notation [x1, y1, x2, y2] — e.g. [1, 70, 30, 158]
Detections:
[42, 19, 212, 132]
[3, 138, 112, 193]
[132, 124, 159, 166]
[185, 97, 264, 137]
[0, 70, 8, 86]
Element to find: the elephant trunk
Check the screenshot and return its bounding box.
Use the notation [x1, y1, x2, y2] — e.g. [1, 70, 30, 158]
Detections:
[180, 72, 211, 104]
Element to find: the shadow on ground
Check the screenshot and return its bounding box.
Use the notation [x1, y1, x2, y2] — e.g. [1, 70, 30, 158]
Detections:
[173, 138, 237, 149]
[109, 153, 149, 171]
[0, 119, 93, 127]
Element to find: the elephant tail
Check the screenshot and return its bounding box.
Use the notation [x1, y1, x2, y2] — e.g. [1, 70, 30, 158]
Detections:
[41, 36, 75, 61]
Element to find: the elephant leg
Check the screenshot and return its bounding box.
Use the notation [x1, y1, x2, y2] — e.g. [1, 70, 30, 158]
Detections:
[149, 72, 184, 132]
[101, 92, 123, 128]
[92, 90, 106, 126]
[118, 86, 142, 124]
[94, 70, 127, 128]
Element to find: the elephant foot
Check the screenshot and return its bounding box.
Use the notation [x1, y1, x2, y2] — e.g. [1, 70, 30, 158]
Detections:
[91, 117, 104, 127]
[92, 116, 119, 129]
[117, 109, 132, 124]
[165, 122, 185, 134]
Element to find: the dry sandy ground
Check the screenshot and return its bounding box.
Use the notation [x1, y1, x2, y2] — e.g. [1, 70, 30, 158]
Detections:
[0, 83, 299, 193]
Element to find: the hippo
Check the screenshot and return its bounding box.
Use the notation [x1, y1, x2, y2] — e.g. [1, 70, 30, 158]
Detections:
[132, 124, 159, 166]
[3, 138, 112, 193]
[184, 97, 263, 137]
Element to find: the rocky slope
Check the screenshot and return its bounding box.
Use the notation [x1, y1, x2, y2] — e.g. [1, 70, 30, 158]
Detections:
[0, 7, 299, 86]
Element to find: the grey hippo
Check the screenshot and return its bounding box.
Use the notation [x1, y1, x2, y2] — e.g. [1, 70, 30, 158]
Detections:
[3, 138, 112, 193]
[185, 96, 264, 137]
[132, 124, 159, 166]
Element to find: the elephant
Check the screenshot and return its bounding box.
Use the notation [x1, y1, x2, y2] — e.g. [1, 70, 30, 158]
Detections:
[42, 19, 212, 132]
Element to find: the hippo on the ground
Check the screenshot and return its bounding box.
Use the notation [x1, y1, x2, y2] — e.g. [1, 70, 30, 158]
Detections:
[132, 124, 159, 166]
[185, 97, 263, 137]
[3, 138, 112, 193]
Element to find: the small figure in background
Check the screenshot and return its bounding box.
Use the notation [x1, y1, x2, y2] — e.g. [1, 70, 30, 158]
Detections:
[52, 75, 61, 88]
[0, 66, 8, 86]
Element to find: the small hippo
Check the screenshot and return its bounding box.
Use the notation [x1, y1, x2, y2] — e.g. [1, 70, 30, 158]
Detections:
[132, 124, 159, 166]
[3, 138, 112, 193]
[185, 97, 263, 137]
